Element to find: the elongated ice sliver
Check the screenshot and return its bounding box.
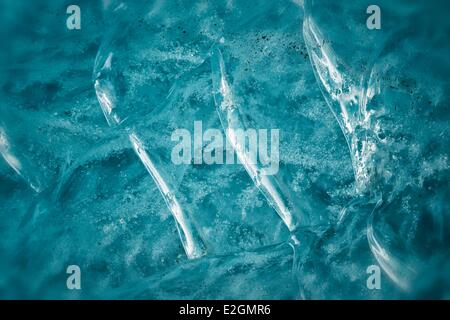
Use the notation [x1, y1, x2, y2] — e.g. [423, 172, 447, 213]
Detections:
[210, 47, 299, 231]
[302, 16, 357, 134]
[302, 14, 378, 194]
[94, 51, 206, 259]
[367, 202, 416, 291]
[129, 133, 206, 259]
[0, 124, 45, 193]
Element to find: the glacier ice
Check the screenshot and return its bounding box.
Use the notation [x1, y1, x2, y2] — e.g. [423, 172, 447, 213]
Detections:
[0, 0, 449, 299]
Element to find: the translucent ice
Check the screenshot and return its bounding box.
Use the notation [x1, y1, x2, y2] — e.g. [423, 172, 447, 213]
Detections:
[301, 0, 450, 293]
[0, 0, 449, 299]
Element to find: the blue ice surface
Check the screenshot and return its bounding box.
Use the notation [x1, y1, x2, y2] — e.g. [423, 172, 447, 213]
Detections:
[0, 0, 449, 299]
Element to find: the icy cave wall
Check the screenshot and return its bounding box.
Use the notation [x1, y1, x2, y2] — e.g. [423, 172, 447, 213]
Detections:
[0, 0, 449, 299]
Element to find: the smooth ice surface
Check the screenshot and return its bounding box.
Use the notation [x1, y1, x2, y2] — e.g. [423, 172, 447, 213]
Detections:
[0, 0, 449, 299]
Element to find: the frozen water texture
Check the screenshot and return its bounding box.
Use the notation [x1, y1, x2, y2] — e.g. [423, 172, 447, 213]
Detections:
[0, 0, 449, 299]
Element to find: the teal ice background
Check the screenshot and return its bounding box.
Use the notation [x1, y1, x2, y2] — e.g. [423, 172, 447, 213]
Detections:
[0, 0, 449, 299]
